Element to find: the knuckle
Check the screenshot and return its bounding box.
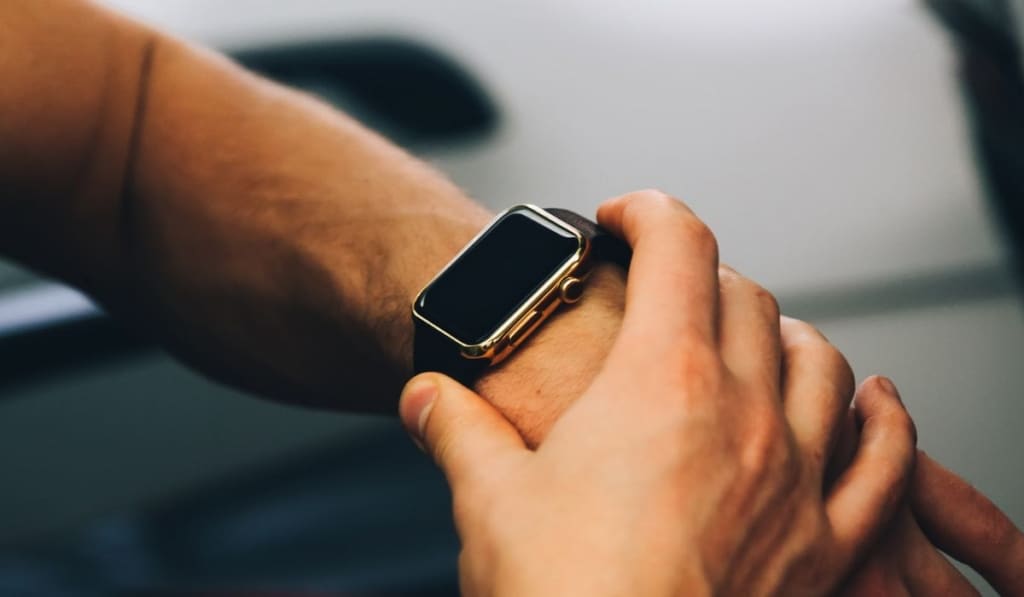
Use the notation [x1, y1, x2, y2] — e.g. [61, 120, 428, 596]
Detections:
[675, 341, 721, 378]
[718, 264, 741, 286]
[682, 217, 719, 259]
[618, 193, 646, 232]
[813, 340, 841, 365]
[739, 408, 792, 478]
[862, 374, 888, 395]
[619, 189, 718, 261]
[666, 345, 724, 403]
[782, 317, 815, 342]
[785, 323, 855, 396]
[722, 270, 780, 320]
[620, 188, 676, 223]
[678, 322, 718, 352]
[752, 284, 781, 320]
[823, 346, 855, 397]
[781, 317, 824, 348]
[634, 188, 678, 206]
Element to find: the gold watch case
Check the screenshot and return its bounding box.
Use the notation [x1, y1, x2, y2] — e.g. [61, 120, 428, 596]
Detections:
[412, 204, 593, 366]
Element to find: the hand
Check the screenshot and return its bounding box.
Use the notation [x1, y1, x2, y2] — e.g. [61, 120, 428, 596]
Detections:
[833, 388, 1024, 596]
[472, 261, 627, 447]
[399, 191, 917, 596]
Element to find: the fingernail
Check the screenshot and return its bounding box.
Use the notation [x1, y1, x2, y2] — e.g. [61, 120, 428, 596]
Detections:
[401, 377, 438, 450]
[877, 376, 900, 400]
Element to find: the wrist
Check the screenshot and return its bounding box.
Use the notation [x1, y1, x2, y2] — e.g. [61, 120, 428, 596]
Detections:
[398, 208, 626, 444]
[472, 262, 625, 446]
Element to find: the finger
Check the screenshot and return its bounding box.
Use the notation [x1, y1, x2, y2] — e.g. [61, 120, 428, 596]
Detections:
[904, 526, 982, 597]
[908, 556, 981, 597]
[911, 450, 1024, 595]
[826, 375, 917, 568]
[837, 569, 913, 597]
[717, 265, 782, 389]
[596, 189, 719, 351]
[823, 406, 857, 491]
[893, 508, 982, 597]
[780, 316, 855, 478]
[399, 373, 527, 489]
[839, 508, 979, 597]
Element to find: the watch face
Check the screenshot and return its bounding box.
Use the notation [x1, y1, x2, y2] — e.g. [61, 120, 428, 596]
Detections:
[416, 207, 582, 346]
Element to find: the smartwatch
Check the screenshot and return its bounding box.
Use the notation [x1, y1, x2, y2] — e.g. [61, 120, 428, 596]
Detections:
[412, 204, 630, 385]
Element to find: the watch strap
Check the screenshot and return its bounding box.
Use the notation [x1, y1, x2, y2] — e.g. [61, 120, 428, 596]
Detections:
[413, 316, 490, 386]
[544, 208, 631, 271]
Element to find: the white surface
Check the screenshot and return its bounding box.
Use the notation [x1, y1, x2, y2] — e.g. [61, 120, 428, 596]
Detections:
[102, 0, 1005, 294]
[0, 285, 97, 335]
[820, 295, 1024, 597]
[820, 296, 1024, 527]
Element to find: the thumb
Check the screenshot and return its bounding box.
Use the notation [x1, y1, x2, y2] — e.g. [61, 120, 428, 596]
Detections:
[399, 373, 527, 487]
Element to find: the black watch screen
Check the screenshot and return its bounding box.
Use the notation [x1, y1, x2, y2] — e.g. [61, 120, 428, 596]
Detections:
[415, 207, 582, 345]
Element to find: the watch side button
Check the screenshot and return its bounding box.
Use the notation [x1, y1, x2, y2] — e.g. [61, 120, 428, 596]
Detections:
[507, 310, 543, 346]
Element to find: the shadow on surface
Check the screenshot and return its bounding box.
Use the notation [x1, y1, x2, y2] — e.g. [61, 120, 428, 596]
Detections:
[0, 424, 459, 595]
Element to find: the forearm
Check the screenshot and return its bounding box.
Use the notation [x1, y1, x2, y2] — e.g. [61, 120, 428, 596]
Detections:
[0, 0, 150, 282]
[113, 28, 491, 410]
[120, 20, 628, 421]
[0, 0, 624, 429]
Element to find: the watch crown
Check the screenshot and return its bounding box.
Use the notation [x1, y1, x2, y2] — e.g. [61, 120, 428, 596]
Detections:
[559, 277, 584, 304]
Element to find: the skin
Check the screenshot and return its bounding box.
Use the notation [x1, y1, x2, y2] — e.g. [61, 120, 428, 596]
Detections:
[404, 194, 1024, 595]
[1, 1, 1021, 593]
[400, 193, 921, 596]
[834, 414, 1024, 596]
[0, 0, 628, 430]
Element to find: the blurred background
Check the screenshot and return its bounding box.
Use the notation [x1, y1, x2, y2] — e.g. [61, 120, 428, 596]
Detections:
[1, 0, 1022, 594]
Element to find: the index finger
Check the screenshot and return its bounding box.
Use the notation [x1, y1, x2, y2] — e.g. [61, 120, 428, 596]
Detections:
[596, 190, 719, 352]
[912, 450, 1024, 595]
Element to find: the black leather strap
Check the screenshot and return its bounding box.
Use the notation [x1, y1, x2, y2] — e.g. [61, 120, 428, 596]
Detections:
[413, 208, 631, 384]
[413, 317, 491, 386]
[544, 208, 631, 271]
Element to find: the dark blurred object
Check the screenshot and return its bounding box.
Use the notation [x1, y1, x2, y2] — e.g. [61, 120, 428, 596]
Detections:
[235, 38, 499, 147]
[0, 304, 151, 394]
[928, 0, 1024, 284]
